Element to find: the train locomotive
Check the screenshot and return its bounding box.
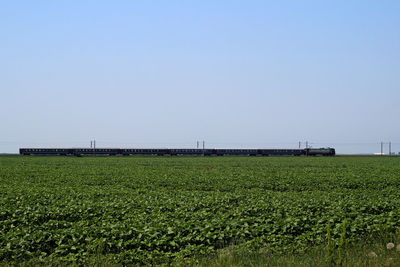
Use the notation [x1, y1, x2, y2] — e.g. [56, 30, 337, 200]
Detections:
[19, 147, 335, 156]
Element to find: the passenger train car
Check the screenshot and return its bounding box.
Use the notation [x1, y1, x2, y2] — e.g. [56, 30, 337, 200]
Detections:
[19, 147, 336, 156]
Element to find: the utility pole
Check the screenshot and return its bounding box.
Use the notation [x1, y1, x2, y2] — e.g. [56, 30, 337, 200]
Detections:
[202, 141, 205, 149]
[298, 141, 301, 149]
[389, 141, 392, 156]
[94, 139, 96, 156]
[90, 141, 92, 148]
[381, 142, 383, 156]
[197, 141, 199, 149]
[305, 141, 308, 156]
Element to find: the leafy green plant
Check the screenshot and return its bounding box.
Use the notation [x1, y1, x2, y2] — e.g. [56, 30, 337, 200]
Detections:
[1, 156, 400, 265]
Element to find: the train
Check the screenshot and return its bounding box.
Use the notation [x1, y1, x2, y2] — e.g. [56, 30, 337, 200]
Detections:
[19, 147, 335, 156]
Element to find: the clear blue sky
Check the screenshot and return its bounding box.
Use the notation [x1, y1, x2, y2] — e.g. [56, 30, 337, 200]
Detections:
[1, 1, 399, 154]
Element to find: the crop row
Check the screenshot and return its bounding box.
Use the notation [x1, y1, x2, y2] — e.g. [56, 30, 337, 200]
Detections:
[1, 156, 400, 264]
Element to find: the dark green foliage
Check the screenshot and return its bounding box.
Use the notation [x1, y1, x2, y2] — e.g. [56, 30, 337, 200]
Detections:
[1, 156, 400, 264]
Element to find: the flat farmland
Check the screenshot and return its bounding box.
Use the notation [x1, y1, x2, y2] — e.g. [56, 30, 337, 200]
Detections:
[1, 156, 400, 265]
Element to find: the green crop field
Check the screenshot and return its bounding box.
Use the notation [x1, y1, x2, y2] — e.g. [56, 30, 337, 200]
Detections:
[1, 156, 400, 265]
